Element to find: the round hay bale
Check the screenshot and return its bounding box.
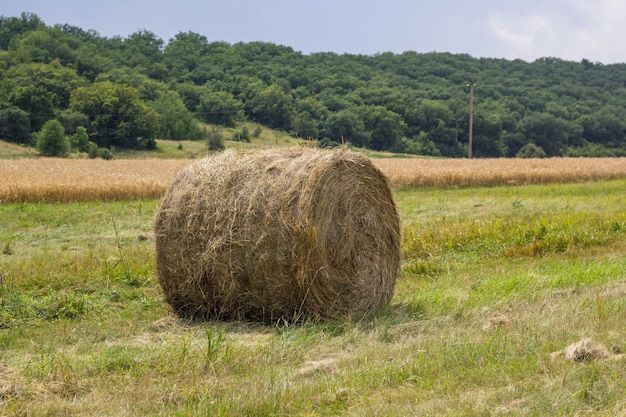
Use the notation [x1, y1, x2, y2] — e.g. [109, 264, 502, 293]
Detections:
[154, 147, 400, 321]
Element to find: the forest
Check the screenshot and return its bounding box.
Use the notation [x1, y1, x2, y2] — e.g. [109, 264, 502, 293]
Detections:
[1, 12, 626, 157]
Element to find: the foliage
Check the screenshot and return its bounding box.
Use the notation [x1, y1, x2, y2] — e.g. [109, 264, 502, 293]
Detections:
[207, 127, 225, 151]
[69, 82, 158, 149]
[232, 125, 251, 142]
[516, 142, 547, 158]
[196, 90, 244, 127]
[2, 13, 626, 155]
[0, 105, 31, 144]
[35, 119, 69, 156]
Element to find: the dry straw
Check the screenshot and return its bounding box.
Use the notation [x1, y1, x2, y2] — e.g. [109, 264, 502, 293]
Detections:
[154, 147, 401, 321]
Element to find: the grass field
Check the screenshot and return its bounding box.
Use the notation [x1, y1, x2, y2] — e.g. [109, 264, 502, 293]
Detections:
[1, 173, 625, 415]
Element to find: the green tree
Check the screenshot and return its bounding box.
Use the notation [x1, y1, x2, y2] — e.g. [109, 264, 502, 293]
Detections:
[196, 90, 244, 127]
[291, 111, 318, 139]
[70, 125, 90, 152]
[580, 110, 625, 147]
[163, 31, 209, 78]
[69, 82, 159, 149]
[322, 109, 369, 147]
[149, 90, 205, 140]
[427, 122, 463, 157]
[59, 109, 89, 135]
[522, 113, 569, 156]
[36, 119, 69, 156]
[0, 105, 31, 144]
[248, 83, 293, 130]
[0, 13, 45, 50]
[356, 105, 406, 151]
[9, 85, 59, 132]
[469, 112, 504, 157]
[8, 61, 86, 107]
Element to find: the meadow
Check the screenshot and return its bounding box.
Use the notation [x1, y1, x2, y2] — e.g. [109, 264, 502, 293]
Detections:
[1, 156, 626, 415]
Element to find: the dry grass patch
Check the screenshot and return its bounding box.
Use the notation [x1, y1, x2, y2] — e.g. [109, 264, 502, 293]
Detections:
[3, 156, 626, 203]
[374, 157, 626, 187]
[0, 158, 192, 202]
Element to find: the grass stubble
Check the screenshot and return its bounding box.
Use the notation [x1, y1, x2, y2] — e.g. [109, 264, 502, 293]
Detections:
[0, 166, 625, 415]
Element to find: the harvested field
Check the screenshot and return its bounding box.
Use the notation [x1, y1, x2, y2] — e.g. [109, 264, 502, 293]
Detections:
[2, 156, 626, 202]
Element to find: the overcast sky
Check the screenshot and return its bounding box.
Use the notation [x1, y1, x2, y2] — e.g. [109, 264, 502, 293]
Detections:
[3, 0, 626, 64]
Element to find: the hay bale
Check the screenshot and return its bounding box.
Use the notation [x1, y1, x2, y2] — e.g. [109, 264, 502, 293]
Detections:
[563, 338, 611, 362]
[154, 147, 400, 321]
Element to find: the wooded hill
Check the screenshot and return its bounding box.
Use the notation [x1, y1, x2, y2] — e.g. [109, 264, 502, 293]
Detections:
[2, 12, 626, 157]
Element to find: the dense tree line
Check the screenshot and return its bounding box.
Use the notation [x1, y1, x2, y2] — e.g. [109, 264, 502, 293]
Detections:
[1, 12, 626, 157]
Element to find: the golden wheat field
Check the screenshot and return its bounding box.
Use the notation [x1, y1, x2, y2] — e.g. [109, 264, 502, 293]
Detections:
[2, 156, 626, 203]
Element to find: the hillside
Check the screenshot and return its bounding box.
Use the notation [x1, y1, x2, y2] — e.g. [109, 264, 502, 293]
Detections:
[1, 13, 626, 157]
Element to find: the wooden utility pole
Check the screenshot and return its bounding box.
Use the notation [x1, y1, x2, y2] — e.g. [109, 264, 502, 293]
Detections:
[468, 79, 475, 159]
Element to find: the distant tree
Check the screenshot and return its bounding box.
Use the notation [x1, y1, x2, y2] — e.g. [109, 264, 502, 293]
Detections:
[0, 105, 31, 144]
[427, 122, 463, 157]
[9, 85, 59, 132]
[522, 113, 569, 156]
[8, 61, 87, 108]
[70, 126, 90, 152]
[196, 90, 244, 127]
[69, 82, 158, 149]
[0, 13, 45, 50]
[36, 119, 69, 156]
[149, 90, 205, 140]
[321, 109, 369, 147]
[59, 109, 88, 135]
[248, 84, 293, 130]
[291, 111, 318, 139]
[120, 30, 164, 74]
[403, 133, 441, 156]
[356, 105, 406, 151]
[163, 31, 209, 78]
[469, 112, 504, 157]
[580, 110, 625, 147]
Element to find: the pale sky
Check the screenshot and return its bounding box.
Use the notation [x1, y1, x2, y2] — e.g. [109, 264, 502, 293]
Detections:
[3, 0, 626, 64]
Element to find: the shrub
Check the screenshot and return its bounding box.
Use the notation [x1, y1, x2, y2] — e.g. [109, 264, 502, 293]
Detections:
[516, 143, 547, 158]
[207, 128, 225, 151]
[36, 120, 70, 157]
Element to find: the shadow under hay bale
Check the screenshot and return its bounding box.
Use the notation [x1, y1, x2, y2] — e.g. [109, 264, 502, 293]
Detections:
[154, 147, 401, 322]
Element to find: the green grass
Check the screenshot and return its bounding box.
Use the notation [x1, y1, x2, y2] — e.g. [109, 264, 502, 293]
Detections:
[1, 181, 626, 415]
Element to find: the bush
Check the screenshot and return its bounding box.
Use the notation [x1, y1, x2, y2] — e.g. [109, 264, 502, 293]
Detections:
[233, 126, 251, 143]
[71, 126, 90, 153]
[99, 148, 113, 160]
[36, 120, 70, 157]
[207, 128, 225, 151]
[87, 142, 99, 159]
[516, 143, 547, 158]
